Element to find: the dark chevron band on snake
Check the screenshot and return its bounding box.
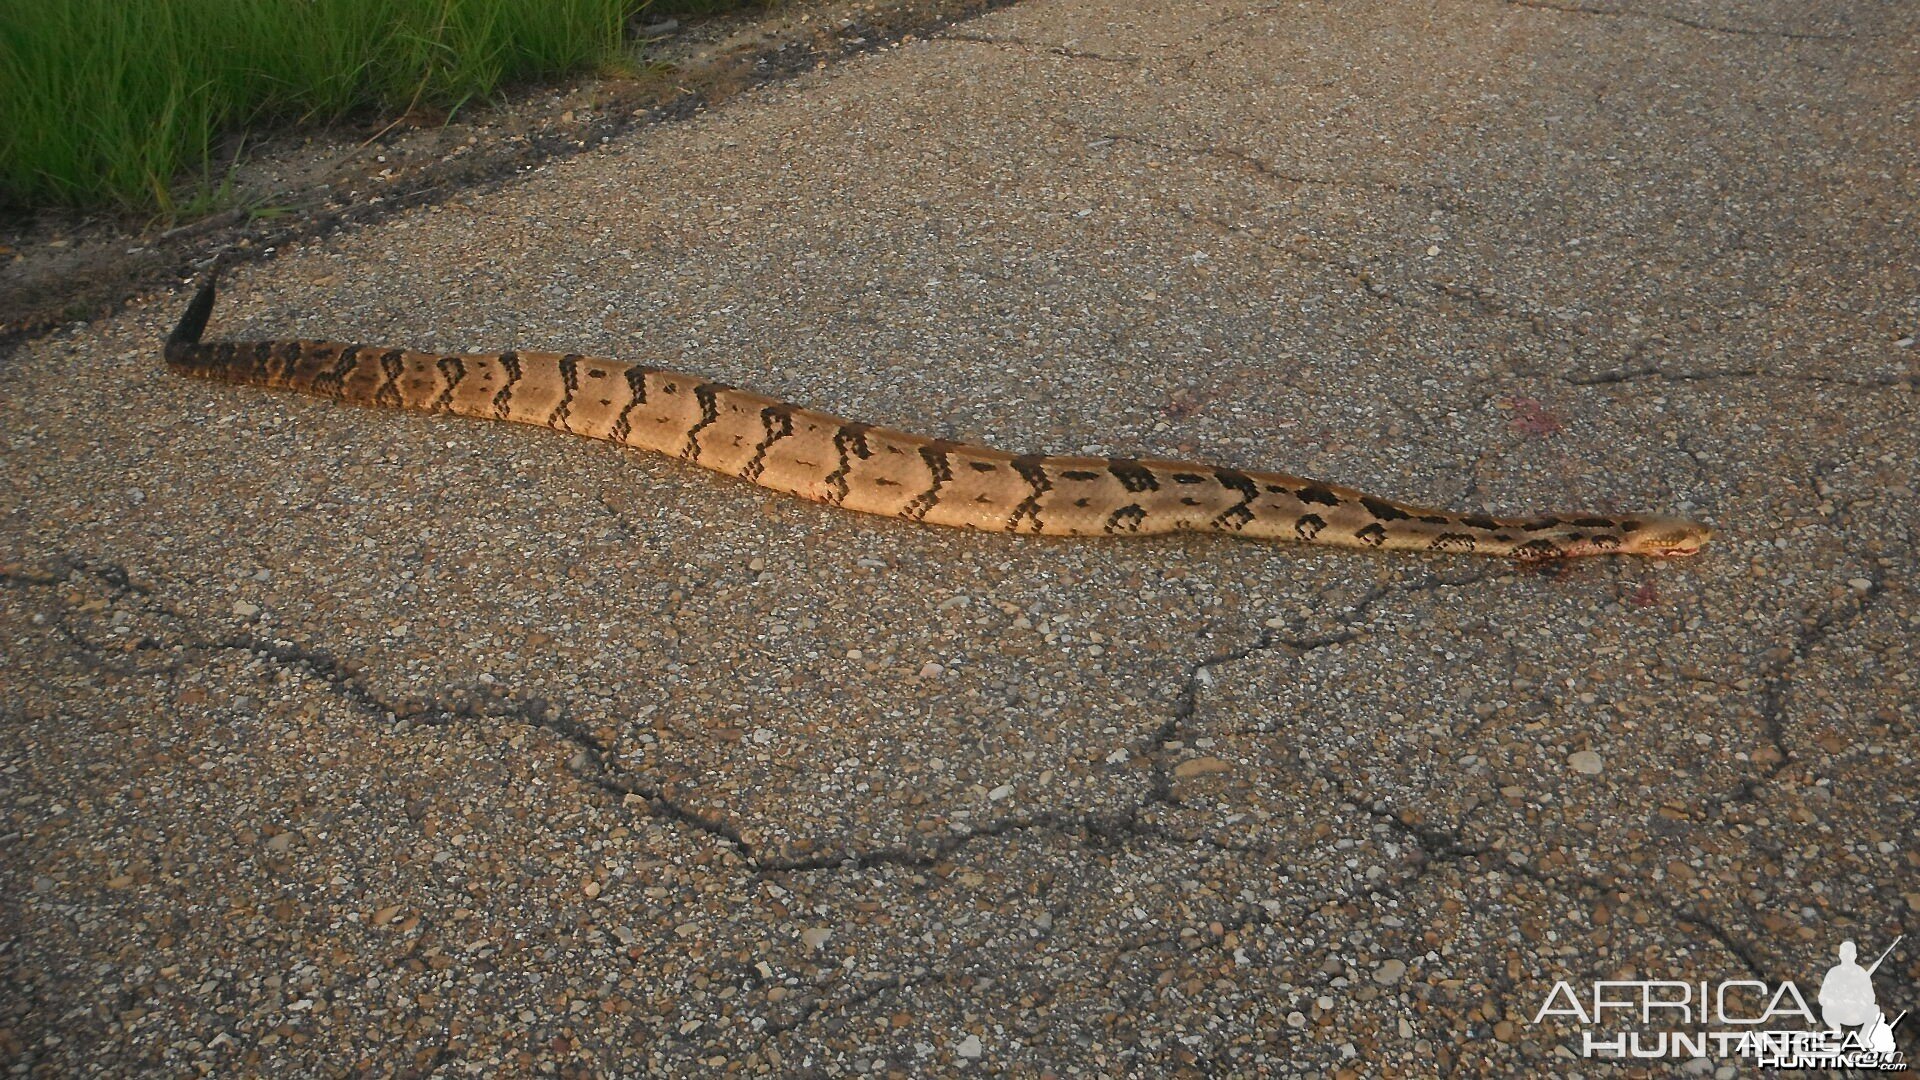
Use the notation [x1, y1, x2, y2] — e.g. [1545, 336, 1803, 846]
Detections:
[162, 275, 1712, 559]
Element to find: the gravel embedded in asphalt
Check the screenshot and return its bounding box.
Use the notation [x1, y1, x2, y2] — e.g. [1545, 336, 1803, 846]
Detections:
[2, 0, 1915, 1073]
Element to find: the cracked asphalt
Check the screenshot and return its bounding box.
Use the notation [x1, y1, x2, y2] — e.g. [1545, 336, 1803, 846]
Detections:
[3, 0, 1916, 1075]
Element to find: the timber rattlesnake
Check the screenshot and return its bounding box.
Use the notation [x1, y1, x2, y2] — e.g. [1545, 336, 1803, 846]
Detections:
[164, 275, 1711, 560]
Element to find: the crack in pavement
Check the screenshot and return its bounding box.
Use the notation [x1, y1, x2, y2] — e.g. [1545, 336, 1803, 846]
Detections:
[1096, 795, 1772, 1031]
[20, 538, 1886, 993]
[1144, 568, 1533, 827]
[1141, 549, 1812, 989]
[1423, 280, 1567, 341]
[1333, 753, 1779, 983]
[1567, 365, 1914, 390]
[760, 968, 938, 1037]
[1, 557, 193, 677]
[14, 550, 1869, 1048]
[5, 551, 1508, 892]
[934, 32, 1139, 64]
[2, 555, 761, 856]
[1345, 784, 1497, 872]
[0, 554, 1267, 877]
[1503, 858, 1772, 981]
[1232, 223, 1441, 313]
[1297, 571, 1886, 984]
[1109, 172, 1456, 316]
[212, 630, 783, 858]
[1262, 524, 1894, 989]
[1179, 2, 1292, 45]
[1719, 563, 1888, 809]
[1145, 620, 1368, 808]
[753, 803, 1163, 873]
[1702, 457, 1897, 811]
[1147, 569, 1506, 881]
[1500, 0, 1851, 41]
[1088, 131, 1434, 197]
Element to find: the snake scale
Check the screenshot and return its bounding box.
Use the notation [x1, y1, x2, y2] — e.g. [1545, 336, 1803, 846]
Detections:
[164, 275, 1711, 559]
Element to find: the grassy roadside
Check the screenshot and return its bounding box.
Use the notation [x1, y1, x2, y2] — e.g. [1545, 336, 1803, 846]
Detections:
[0, 0, 742, 216]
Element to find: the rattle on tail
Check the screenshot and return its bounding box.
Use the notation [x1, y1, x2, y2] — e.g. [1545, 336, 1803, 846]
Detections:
[164, 273, 1711, 560]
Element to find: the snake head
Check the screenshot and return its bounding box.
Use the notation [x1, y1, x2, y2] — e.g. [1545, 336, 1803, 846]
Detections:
[1620, 514, 1713, 558]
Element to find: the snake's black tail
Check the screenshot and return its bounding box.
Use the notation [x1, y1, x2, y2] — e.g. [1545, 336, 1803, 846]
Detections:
[164, 268, 220, 362]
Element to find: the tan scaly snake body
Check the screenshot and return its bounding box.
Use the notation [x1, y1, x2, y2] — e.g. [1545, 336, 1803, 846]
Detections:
[164, 277, 1711, 559]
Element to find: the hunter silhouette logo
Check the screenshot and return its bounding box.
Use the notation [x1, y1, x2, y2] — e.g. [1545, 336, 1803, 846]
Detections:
[1529, 933, 1908, 1069]
[1818, 937, 1905, 1059]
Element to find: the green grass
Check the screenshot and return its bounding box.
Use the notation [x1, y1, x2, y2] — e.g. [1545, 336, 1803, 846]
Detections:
[0, 0, 653, 215]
